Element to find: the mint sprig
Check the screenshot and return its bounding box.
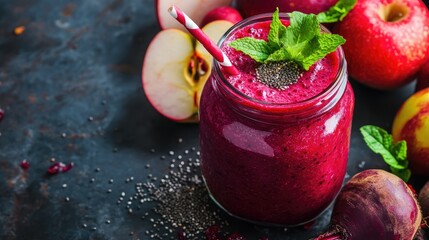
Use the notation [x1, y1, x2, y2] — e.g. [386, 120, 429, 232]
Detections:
[229, 8, 345, 71]
[360, 125, 411, 182]
[317, 0, 357, 23]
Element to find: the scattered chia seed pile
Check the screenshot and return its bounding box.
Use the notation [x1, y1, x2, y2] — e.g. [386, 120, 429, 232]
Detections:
[118, 146, 229, 240]
[256, 61, 302, 90]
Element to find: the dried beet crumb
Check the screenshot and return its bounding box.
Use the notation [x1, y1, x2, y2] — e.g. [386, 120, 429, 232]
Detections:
[20, 159, 30, 169]
[0, 108, 4, 122]
[47, 162, 74, 175]
[205, 225, 222, 240]
[177, 229, 187, 240]
[227, 232, 246, 240]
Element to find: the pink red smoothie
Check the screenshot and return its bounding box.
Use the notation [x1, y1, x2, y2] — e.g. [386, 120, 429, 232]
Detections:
[199, 19, 354, 225]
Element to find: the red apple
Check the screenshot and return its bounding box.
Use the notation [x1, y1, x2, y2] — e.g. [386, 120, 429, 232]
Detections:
[392, 88, 429, 176]
[236, 0, 338, 18]
[156, 0, 232, 30]
[142, 21, 233, 122]
[416, 56, 429, 91]
[200, 6, 243, 27]
[334, 0, 429, 90]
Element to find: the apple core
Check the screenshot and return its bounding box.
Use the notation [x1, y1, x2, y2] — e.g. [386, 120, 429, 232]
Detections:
[379, 2, 409, 22]
[199, 13, 355, 225]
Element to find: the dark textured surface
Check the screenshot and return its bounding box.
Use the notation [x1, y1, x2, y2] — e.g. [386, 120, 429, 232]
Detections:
[0, 0, 427, 239]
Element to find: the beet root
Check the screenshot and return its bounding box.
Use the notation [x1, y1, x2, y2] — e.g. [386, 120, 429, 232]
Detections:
[314, 169, 422, 240]
[418, 181, 429, 219]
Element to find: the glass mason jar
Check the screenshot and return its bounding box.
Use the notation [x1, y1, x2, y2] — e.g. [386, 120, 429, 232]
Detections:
[199, 14, 355, 226]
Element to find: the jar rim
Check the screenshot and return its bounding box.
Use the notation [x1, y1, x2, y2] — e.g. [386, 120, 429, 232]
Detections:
[213, 12, 347, 111]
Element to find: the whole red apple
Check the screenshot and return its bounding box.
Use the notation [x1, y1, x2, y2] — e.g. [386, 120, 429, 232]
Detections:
[201, 6, 243, 27]
[156, 0, 232, 30]
[334, 0, 429, 90]
[236, 0, 337, 18]
[416, 56, 429, 91]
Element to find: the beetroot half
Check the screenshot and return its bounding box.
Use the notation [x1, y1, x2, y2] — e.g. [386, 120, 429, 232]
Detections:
[314, 169, 422, 240]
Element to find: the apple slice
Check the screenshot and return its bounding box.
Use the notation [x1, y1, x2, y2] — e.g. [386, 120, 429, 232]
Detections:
[142, 21, 233, 122]
[156, 0, 232, 30]
[143, 29, 195, 121]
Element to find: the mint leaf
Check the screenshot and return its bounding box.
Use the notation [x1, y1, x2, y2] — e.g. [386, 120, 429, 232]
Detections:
[288, 12, 320, 44]
[360, 125, 407, 170]
[317, 0, 357, 23]
[301, 34, 345, 70]
[391, 140, 407, 163]
[360, 125, 412, 182]
[268, 8, 287, 49]
[229, 9, 345, 71]
[229, 37, 273, 63]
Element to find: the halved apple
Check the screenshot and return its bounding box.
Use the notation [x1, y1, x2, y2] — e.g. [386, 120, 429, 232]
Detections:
[142, 20, 233, 122]
[156, 0, 232, 30]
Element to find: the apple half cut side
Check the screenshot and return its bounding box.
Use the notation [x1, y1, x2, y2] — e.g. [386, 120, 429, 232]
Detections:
[156, 0, 232, 30]
[143, 29, 196, 121]
[142, 21, 233, 122]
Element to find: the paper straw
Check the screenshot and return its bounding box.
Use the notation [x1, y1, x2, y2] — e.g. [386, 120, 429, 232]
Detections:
[168, 5, 239, 75]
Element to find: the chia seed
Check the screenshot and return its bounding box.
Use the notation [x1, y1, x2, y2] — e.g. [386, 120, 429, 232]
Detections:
[256, 61, 303, 90]
[124, 148, 228, 239]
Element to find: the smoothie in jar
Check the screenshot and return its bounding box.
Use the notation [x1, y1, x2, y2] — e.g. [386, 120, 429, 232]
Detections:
[199, 12, 354, 225]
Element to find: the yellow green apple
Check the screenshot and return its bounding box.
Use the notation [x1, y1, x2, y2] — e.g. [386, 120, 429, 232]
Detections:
[392, 88, 429, 176]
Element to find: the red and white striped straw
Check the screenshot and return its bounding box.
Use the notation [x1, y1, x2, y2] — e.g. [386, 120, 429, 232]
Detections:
[168, 5, 239, 75]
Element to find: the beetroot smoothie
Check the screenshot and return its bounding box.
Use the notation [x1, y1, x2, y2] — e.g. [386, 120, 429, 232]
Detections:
[199, 14, 354, 225]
